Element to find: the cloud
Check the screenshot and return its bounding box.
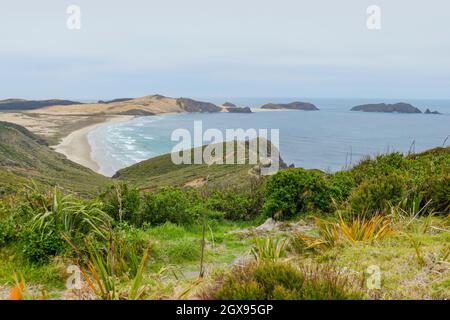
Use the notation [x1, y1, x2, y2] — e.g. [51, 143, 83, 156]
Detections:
[0, 0, 449, 98]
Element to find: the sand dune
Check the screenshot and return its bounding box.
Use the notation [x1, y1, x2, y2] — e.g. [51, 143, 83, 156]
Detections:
[30, 95, 184, 115]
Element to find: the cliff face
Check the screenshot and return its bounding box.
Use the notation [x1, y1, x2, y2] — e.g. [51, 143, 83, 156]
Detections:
[176, 98, 222, 113]
[351, 103, 422, 113]
[261, 102, 319, 111]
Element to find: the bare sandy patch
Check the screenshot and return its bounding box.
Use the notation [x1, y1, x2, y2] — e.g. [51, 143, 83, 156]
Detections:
[51, 115, 134, 173]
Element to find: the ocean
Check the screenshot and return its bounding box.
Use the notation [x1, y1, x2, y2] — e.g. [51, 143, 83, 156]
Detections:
[88, 98, 450, 176]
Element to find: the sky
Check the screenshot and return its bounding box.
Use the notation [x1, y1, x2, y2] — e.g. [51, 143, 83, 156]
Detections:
[0, 0, 449, 100]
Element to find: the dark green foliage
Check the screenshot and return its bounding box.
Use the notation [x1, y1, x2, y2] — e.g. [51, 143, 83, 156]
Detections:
[350, 152, 406, 184]
[206, 190, 259, 221]
[262, 148, 449, 220]
[82, 225, 150, 278]
[141, 187, 199, 225]
[19, 224, 64, 264]
[0, 214, 17, 247]
[348, 174, 405, 217]
[214, 262, 362, 300]
[101, 183, 142, 226]
[350, 147, 449, 215]
[328, 170, 357, 203]
[206, 190, 248, 220]
[417, 175, 450, 213]
[263, 169, 334, 219]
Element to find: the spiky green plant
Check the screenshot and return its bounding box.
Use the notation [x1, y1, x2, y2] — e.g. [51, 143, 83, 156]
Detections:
[64, 231, 151, 300]
[251, 236, 289, 262]
[29, 188, 112, 241]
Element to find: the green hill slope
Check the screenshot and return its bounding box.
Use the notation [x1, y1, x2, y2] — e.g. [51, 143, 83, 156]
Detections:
[113, 140, 284, 190]
[0, 121, 110, 195]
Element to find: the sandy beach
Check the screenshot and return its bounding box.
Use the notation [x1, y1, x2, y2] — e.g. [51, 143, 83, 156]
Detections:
[51, 115, 134, 173]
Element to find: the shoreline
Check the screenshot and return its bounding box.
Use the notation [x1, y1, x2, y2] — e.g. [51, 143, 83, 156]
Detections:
[51, 115, 134, 173]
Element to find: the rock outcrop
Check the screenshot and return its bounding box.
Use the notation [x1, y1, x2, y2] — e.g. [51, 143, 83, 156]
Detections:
[176, 98, 222, 113]
[351, 103, 422, 113]
[424, 108, 442, 115]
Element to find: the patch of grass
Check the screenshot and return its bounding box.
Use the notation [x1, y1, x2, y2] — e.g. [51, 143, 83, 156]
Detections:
[0, 247, 66, 291]
[315, 218, 450, 299]
[165, 240, 201, 264]
[209, 261, 363, 300]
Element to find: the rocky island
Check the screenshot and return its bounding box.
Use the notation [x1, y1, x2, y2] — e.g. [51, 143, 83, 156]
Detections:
[350, 102, 422, 113]
[424, 108, 442, 115]
[224, 106, 252, 113]
[260, 102, 319, 111]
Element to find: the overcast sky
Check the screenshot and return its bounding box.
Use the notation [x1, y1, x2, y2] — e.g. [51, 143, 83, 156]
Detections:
[0, 0, 449, 100]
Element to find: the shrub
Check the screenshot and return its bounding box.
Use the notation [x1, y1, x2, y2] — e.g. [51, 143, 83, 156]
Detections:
[0, 213, 17, 247]
[64, 231, 151, 300]
[141, 187, 199, 225]
[213, 261, 362, 300]
[101, 183, 142, 226]
[416, 175, 450, 214]
[348, 174, 405, 218]
[350, 152, 406, 184]
[328, 170, 357, 204]
[263, 169, 334, 219]
[19, 224, 64, 264]
[16, 188, 112, 262]
[206, 190, 251, 220]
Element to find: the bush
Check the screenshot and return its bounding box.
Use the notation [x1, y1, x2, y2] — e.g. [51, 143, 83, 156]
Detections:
[101, 183, 142, 226]
[0, 215, 17, 247]
[263, 169, 334, 219]
[348, 174, 405, 217]
[328, 170, 357, 204]
[350, 152, 405, 184]
[213, 261, 362, 300]
[417, 175, 450, 214]
[206, 190, 251, 220]
[19, 224, 64, 264]
[0, 205, 18, 247]
[141, 187, 199, 225]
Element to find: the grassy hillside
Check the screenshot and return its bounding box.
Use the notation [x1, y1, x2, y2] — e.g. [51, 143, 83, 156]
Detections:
[0, 145, 447, 300]
[115, 154, 254, 190]
[0, 121, 110, 196]
[0, 99, 81, 111]
[113, 140, 284, 190]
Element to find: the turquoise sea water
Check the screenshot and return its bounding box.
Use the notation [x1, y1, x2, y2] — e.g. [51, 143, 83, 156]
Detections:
[88, 98, 450, 176]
